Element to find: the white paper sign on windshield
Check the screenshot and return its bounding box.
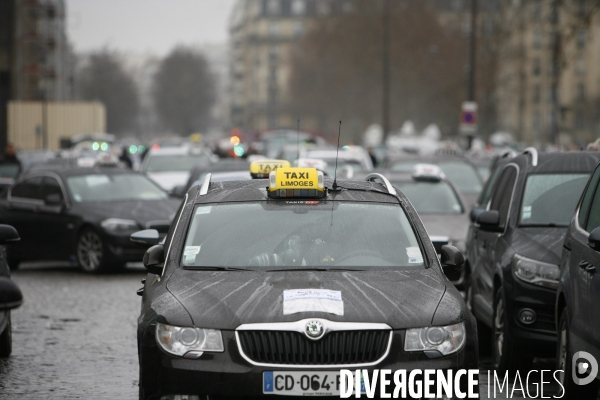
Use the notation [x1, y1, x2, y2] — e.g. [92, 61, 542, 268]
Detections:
[283, 289, 343, 316]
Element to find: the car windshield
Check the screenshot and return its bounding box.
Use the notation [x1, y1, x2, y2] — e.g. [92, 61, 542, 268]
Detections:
[67, 174, 168, 202]
[390, 161, 419, 172]
[520, 173, 589, 227]
[182, 201, 425, 270]
[146, 154, 209, 172]
[436, 161, 482, 194]
[392, 181, 463, 214]
[0, 164, 20, 179]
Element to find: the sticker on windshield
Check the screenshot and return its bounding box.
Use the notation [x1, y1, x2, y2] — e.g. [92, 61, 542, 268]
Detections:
[85, 175, 110, 186]
[522, 206, 532, 220]
[406, 247, 424, 264]
[183, 246, 201, 265]
[283, 289, 343, 316]
[195, 206, 212, 215]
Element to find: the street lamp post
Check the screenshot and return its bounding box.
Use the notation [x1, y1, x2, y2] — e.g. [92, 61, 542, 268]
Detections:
[382, 0, 391, 142]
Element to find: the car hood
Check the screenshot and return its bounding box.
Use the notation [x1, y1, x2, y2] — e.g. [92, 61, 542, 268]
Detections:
[78, 199, 180, 227]
[147, 171, 190, 191]
[511, 227, 568, 265]
[166, 268, 447, 330]
[419, 214, 469, 243]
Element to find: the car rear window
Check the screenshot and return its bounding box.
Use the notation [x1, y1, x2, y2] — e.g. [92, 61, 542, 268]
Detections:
[181, 201, 425, 270]
[392, 181, 463, 215]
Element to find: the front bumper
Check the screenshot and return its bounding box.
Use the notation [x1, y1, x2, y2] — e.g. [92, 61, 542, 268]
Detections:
[140, 328, 477, 398]
[503, 275, 557, 355]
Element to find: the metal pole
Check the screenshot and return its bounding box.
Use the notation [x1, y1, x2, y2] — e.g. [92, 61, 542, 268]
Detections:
[382, 0, 391, 141]
[466, 0, 478, 149]
[42, 92, 48, 149]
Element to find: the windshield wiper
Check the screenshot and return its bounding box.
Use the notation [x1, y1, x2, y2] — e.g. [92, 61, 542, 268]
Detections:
[265, 267, 364, 272]
[184, 266, 253, 271]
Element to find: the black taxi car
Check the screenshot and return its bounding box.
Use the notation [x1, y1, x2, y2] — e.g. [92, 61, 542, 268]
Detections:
[133, 166, 478, 399]
[0, 157, 180, 273]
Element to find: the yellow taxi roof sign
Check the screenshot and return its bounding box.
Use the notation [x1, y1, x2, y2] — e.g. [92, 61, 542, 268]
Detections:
[268, 167, 325, 198]
[250, 159, 290, 179]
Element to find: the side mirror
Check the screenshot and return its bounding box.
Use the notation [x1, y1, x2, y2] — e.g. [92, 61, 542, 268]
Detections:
[0, 277, 23, 311]
[0, 224, 19, 245]
[44, 193, 64, 206]
[171, 185, 185, 198]
[130, 229, 160, 246]
[476, 210, 502, 233]
[440, 244, 464, 274]
[143, 244, 164, 275]
[588, 227, 600, 251]
[469, 207, 485, 223]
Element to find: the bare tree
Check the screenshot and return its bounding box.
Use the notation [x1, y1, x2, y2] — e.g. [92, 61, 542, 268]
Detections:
[77, 50, 140, 134]
[153, 47, 216, 135]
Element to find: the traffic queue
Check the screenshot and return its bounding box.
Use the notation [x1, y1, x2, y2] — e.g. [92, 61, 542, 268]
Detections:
[1, 138, 600, 399]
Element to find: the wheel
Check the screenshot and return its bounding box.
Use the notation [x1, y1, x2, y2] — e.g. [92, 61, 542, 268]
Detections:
[556, 308, 600, 399]
[492, 287, 533, 373]
[77, 228, 123, 273]
[0, 314, 13, 358]
[139, 347, 160, 399]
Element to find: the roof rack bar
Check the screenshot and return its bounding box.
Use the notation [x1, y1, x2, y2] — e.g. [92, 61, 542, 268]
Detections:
[199, 173, 212, 195]
[523, 147, 538, 167]
[365, 173, 397, 196]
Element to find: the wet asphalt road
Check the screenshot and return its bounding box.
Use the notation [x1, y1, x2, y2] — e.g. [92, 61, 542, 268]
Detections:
[0, 263, 566, 399]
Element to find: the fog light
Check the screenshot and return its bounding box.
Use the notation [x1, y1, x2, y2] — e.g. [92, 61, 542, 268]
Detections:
[518, 308, 536, 325]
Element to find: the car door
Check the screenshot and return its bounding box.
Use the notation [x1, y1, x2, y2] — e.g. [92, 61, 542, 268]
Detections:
[472, 165, 518, 324]
[5, 176, 45, 259]
[570, 164, 600, 360]
[38, 176, 77, 260]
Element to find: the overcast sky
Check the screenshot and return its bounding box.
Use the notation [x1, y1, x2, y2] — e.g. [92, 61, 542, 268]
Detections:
[66, 0, 237, 55]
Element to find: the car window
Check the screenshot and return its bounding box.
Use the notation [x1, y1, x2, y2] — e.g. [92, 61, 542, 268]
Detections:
[436, 161, 482, 194]
[585, 174, 600, 232]
[0, 164, 20, 179]
[145, 154, 210, 172]
[392, 181, 463, 215]
[489, 166, 517, 229]
[42, 177, 64, 201]
[520, 174, 589, 227]
[477, 164, 504, 207]
[10, 176, 43, 201]
[66, 174, 168, 203]
[578, 165, 600, 230]
[182, 202, 424, 270]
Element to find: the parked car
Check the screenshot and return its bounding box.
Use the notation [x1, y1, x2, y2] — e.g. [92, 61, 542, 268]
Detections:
[0, 159, 180, 273]
[468, 149, 600, 372]
[556, 160, 600, 398]
[0, 224, 23, 357]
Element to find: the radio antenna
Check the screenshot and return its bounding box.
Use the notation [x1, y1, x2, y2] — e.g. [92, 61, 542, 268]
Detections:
[296, 118, 300, 161]
[332, 121, 342, 191]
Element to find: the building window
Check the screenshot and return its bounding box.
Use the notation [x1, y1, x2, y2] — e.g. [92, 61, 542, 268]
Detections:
[294, 20, 304, 38]
[269, 21, 279, 37]
[534, 29, 543, 48]
[533, 84, 541, 103]
[576, 55, 585, 75]
[576, 83, 585, 101]
[269, 45, 279, 62]
[548, 31, 557, 48]
[575, 109, 585, 129]
[291, 0, 306, 15]
[316, 1, 331, 16]
[579, 0, 587, 18]
[533, 111, 542, 131]
[269, 67, 277, 86]
[533, 3, 542, 21]
[266, 0, 280, 15]
[577, 29, 586, 48]
[533, 58, 541, 75]
[548, 85, 558, 103]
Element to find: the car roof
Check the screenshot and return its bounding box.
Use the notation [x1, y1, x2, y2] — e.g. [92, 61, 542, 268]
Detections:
[510, 151, 600, 174]
[188, 178, 402, 205]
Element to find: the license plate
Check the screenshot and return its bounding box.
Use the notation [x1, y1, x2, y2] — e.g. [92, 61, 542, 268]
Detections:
[263, 371, 363, 396]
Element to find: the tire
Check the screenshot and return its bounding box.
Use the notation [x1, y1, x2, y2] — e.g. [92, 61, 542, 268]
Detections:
[492, 287, 533, 373]
[556, 308, 600, 399]
[139, 348, 160, 400]
[77, 228, 123, 273]
[0, 314, 12, 358]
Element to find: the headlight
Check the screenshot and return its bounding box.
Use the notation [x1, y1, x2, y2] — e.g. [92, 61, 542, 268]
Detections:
[404, 322, 466, 355]
[512, 254, 559, 289]
[155, 322, 224, 357]
[100, 218, 139, 232]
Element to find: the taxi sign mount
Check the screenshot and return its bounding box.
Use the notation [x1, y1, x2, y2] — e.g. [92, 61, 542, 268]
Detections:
[268, 167, 325, 198]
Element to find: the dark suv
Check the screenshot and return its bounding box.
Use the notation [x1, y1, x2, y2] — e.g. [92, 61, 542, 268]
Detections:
[467, 149, 600, 372]
[556, 160, 600, 397]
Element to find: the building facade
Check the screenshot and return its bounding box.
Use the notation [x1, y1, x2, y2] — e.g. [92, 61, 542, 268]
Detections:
[229, 0, 354, 133]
